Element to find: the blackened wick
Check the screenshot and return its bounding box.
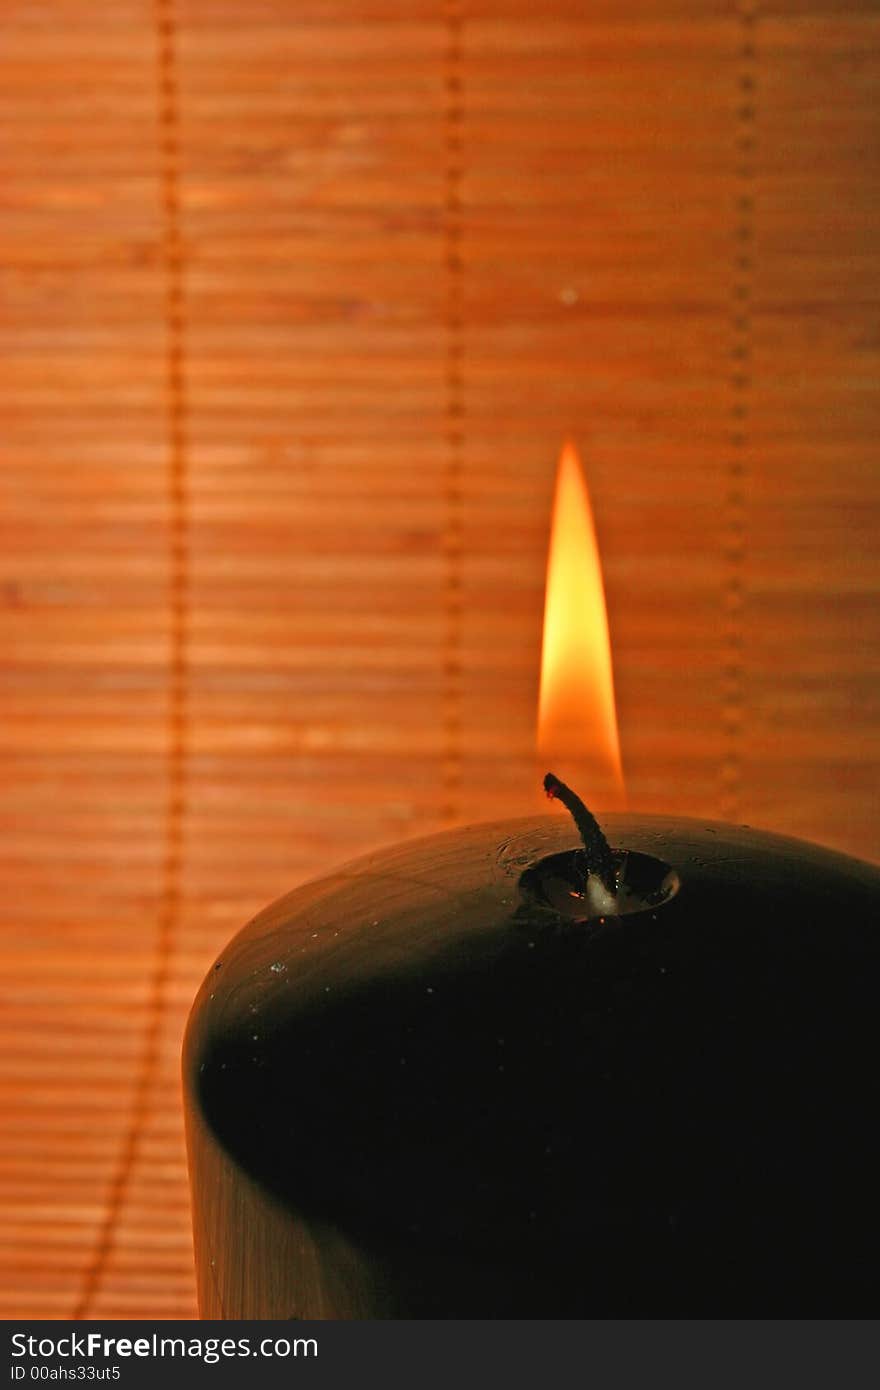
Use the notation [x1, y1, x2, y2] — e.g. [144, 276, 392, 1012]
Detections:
[543, 772, 617, 894]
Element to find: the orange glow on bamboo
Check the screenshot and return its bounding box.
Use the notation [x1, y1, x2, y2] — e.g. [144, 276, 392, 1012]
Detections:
[537, 441, 625, 808]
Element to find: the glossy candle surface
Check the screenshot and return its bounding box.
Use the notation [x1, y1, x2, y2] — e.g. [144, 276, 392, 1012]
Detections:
[184, 815, 880, 1318]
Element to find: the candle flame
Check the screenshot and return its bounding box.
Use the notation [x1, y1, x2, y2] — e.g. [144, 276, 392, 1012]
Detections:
[537, 441, 625, 808]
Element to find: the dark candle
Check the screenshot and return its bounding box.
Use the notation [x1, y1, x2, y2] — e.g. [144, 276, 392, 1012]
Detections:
[183, 801, 880, 1318]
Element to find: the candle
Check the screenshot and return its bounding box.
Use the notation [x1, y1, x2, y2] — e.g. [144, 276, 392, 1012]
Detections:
[183, 786, 880, 1318]
[185, 444, 878, 1317]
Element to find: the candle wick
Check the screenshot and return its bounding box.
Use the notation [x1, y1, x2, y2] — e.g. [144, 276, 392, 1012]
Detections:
[543, 772, 617, 895]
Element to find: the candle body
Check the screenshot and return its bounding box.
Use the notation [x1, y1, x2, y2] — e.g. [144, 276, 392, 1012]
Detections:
[183, 815, 880, 1318]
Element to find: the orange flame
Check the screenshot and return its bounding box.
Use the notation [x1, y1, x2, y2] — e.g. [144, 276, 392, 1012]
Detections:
[537, 441, 625, 808]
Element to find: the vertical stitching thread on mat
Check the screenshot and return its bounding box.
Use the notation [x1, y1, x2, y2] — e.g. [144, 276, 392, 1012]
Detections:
[72, 0, 187, 1317]
[721, 4, 757, 821]
[442, 0, 464, 823]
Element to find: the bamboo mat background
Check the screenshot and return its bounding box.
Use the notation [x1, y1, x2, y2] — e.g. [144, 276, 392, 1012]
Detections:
[1, 0, 878, 1319]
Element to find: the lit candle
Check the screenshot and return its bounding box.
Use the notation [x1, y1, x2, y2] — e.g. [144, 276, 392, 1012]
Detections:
[183, 442, 880, 1318]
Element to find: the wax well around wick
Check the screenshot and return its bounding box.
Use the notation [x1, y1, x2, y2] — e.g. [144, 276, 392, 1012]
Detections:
[519, 848, 680, 922]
